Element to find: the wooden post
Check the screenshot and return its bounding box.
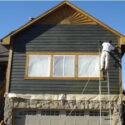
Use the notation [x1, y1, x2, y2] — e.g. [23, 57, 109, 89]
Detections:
[119, 37, 122, 94]
[5, 43, 13, 93]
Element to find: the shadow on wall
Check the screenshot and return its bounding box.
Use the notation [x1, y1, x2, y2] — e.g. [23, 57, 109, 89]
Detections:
[13, 25, 56, 53]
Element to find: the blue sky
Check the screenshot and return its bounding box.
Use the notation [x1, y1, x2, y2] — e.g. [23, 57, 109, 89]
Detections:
[0, 1, 125, 89]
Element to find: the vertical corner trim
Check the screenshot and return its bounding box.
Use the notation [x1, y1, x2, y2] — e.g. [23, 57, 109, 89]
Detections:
[5, 43, 13, 93]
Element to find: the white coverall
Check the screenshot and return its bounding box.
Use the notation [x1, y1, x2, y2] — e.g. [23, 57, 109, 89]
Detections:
[101, 42, 115, 70]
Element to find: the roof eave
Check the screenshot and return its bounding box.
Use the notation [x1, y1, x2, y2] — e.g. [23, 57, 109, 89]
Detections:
[1, 36, 11, 45]
[120, 36, 125, 45]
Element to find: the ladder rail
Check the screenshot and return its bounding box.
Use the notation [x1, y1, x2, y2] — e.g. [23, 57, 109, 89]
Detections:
[98, 41, 102, 125]
[107, 72, 112, 125]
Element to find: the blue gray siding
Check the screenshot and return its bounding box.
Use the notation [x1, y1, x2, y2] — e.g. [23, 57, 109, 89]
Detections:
[9, 25, 120, 94]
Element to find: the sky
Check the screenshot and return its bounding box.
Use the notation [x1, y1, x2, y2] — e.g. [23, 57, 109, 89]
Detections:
[0, 1, 125, 89]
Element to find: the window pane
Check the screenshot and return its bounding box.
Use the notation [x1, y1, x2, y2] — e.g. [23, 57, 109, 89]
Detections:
[53, 55, 75, 77]
[53, 56, 63, 77]
[28, 55, 51, 77]
[64, 56, 75, 77]
[78, 55, 100, 77]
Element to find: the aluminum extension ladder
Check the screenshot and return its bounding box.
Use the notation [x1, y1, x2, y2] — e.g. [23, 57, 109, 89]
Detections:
[99, 71, 112, 125]
[98, 41, 112, 125]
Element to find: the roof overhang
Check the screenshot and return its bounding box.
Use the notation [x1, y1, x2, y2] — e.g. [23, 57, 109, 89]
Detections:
[1, 1, 125, 45]
[120, 37, 125, 45]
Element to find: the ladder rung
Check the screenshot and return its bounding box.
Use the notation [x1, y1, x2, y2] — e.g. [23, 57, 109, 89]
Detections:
[103, 75, 107, 77]
[101, 86, 108, 88]
[101, 111, 110, 113]
[102, 92, 109, 94]
[100, 81, 108, 83]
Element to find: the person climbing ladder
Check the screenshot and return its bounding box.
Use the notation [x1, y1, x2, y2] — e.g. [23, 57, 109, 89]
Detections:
[100, 40, 119, 71]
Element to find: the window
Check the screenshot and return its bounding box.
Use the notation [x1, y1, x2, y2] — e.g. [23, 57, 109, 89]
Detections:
[53, 55, 75, 77]
[89, 111, 109, 116]
[28, 55, 51, 77]
[66, 111, 84, 116]
[78, 55, 100, 77]
[41, 110, 59, 116]
[25, 52, 102, 80]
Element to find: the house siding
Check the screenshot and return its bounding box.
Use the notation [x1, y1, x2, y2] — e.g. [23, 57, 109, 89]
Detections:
[9, 25, 119, 94]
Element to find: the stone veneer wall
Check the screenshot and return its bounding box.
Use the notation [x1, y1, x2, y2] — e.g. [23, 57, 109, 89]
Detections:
[4, 97, 122, 125]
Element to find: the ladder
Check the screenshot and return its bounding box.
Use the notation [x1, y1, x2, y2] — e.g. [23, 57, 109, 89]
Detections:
[98, 42, 112, 125]
[99, 71, 112, 125]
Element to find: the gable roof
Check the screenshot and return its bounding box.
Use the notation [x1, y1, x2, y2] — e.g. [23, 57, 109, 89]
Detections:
[1, 1, 125, 45]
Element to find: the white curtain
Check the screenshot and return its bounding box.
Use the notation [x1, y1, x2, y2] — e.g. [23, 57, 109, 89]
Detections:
[53, 55, 75, 77]
[28, 55, 51, 77]
[27, 54, 99, 78]
[78, 55, 100, 77]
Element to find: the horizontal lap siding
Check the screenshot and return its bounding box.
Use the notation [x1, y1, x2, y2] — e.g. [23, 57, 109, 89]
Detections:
[9, 25, 119, 94]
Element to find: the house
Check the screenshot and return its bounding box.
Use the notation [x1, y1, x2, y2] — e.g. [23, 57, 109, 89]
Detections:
[1, 1, 125, 125]
[0, 44, 8, 124]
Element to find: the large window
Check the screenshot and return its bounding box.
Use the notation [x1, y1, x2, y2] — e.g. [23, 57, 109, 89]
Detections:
[28, 55, 51, 77]
[25, 52, 102, 80]
[53, 55, 75, 77]
[78, 55, 100, 77]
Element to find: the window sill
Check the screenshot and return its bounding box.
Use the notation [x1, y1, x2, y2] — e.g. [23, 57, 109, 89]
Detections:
[24, 76, 103, 80]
